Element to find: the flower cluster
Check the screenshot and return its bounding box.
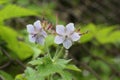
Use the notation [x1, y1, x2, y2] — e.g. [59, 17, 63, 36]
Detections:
[27, 20, 47, 45]
[26, 20, 81, 49]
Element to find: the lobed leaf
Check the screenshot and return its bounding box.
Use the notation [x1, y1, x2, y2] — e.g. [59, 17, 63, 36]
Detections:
[66, 64, 81, 72]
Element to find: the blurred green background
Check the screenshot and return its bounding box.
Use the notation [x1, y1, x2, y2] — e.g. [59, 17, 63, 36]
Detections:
[0, 0, 120, 80]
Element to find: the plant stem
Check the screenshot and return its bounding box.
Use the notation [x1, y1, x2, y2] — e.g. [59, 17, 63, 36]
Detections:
[50, 74, 53, 80]
[53, 47, 64, 61]
[64, 49, 69, 59]
[45, 42, 52, 60]
[53, 46, 60, 60]
[47, 74, 53, 80]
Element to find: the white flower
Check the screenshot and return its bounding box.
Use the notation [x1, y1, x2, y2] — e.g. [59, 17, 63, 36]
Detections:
[54, 23, 80, 49]
[26, 20, 47, 45]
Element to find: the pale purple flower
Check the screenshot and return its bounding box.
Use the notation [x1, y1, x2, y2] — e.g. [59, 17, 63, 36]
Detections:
[26, 20, 47, 45]
[54, 23, 80, 49]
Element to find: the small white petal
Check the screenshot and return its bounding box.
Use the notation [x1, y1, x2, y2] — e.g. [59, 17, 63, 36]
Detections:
[29, 35, 36, 42]
[56, 25, 65, 35]
[66, 23, 75, 34]
[63, 39, 72, 49]
[54, 36, 64, 44]
[71, 32, 80, 41]
[26, 24, 34, 33]
[34, 20, 41, 30]
[36, 36, 45, 45]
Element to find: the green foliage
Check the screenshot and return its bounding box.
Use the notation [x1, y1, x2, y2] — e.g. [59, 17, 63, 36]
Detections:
[0, 4, 38, 22]
[66, 64, 81, 72]
[59, 71, 73, 80]
[31, 47, 42, 59]
[0, 70, 14, 80]
[24, 55, 80, 80]
[79, 24, 120, 80]
[80, 23, 96, 43]
[0, 0, 40, 61]
[38, 35, 55, 52]
[15, 74, 27, 80]
[45, 35, 55, 47]
[108, 31, 120, 43]
[0, 0, 8, 4]
[95, 27, 114, 44]
[80, 24, 120, 44]
[27, 3, 57, 23]
[0, 2, 60, 79]
[0, 26, 34, 60]
[24, 67, 44, 80]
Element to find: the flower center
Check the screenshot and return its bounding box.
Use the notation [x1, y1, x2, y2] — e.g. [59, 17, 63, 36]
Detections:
[64, 33, 71, 40]
[65, 35, 68, 38]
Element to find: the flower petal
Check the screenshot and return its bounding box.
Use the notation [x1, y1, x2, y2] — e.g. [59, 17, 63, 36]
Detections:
[27, 24, 34, 33]
[66, 23, 75, 34]
[36, 36, 45, 45]
[54, 36, 64, 44]
[29, 35, 36, 42]
[34, 20, 41, 30]
[56, 25, 65, 35]
[41, 30, 47, 37]
[63, 39, 72, 49]
[71, 32, 80, 41]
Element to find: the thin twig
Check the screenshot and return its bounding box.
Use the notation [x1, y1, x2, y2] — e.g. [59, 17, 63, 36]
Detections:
[0, 61, 11, 69]
[80, 62, 102, 80]
[1, 48, 26, 69]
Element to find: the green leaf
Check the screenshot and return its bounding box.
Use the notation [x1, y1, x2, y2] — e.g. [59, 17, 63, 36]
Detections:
[0, 0, 8, 4]
[0, 70, 14, 80]
[45, 35, 54, 47]
[108, 31, 120, 43]
[59, 71, 73, 80]
[25, 67, 44, 80]
[26, 57, 74, 79]
[0, 26, 33, 60]
[36, 57, 71, 77]
[38, 63, 63, 76]
[37, 61, 63, 76]
[32, 47, 42, 59]
[16, 42, 34, 60]
[95, 27, 114, 44]
[15, 74, 27, 80]
[66, 64, 81, 72]
[80, 23, 96, 43]
[0, 4, 38, 22]
[28, 58, 43, 66]
[29, 55, 51, 66]
[39, 35, 55, 52]
[25, 67, 36, 80]
[55, 59, 72, 68]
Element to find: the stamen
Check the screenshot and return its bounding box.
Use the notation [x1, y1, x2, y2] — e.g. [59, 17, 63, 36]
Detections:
[32, 34, 37, 38]
[47, 23, 52, 30]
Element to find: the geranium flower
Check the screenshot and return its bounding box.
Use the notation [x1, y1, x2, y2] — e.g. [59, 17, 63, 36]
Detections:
[26, 20, 47, 45]
[54, 23, 80, 49]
